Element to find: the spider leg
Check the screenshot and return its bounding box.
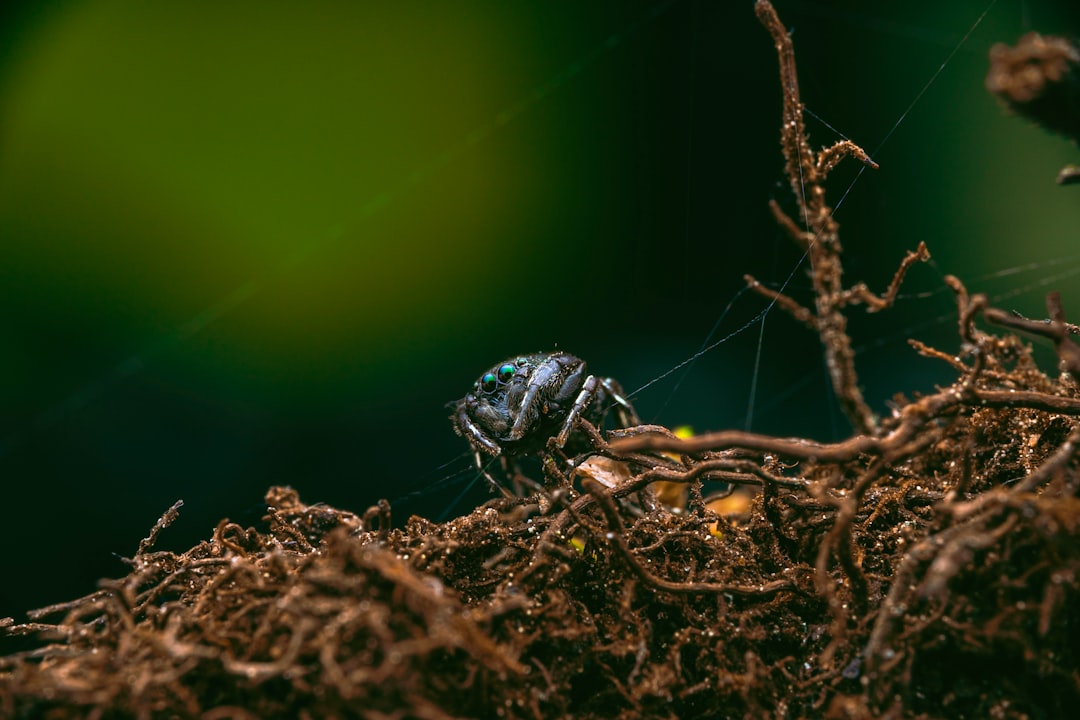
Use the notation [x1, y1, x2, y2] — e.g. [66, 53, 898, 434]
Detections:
[455, 404, 500, 456]
[454, 404, 514, 497]
[473, 451, 515, 499]
[555, 374, 599, 448]
[599, 377, 640, 428]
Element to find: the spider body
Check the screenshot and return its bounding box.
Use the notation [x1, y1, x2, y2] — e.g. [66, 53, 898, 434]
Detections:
[451, 352, 639, 485]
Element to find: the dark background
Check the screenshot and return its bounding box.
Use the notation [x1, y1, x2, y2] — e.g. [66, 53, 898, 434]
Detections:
[1, 1, 1078, 622]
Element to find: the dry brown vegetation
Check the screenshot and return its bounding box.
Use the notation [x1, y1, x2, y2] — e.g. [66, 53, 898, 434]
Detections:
[3, 2, 1080, 718]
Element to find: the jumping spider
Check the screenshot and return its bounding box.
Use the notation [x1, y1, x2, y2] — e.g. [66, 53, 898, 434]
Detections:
[451, 352, 640, 493]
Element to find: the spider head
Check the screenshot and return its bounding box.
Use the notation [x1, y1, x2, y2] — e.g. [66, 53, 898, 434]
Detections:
[452, 352, 587, 457]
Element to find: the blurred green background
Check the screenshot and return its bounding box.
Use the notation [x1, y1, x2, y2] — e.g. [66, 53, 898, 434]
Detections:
[1, 0, 1078, 620]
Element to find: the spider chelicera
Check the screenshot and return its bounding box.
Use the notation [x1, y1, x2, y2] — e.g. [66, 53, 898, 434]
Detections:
[451, 352, 640, 493]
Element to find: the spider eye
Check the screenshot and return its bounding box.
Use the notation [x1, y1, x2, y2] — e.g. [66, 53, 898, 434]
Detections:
[498, 364, 516, 383]
[481, 373, 497, 392]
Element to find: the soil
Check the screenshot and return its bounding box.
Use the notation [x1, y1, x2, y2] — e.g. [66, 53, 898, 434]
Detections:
[3, 3, 1079, 718]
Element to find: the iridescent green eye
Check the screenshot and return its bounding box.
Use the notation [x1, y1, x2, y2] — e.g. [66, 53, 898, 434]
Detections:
[498, 364, 516, 382]
[481, 373, 497, 392]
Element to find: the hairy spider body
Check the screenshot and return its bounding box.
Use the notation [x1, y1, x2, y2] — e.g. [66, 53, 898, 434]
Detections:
[451, 352, 639, 487]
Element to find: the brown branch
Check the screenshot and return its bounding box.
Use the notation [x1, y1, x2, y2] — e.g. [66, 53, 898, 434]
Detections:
[984, 292, 1080, 376]
[135, 500, 184, 557]
[837, 242, 931, 312]
[1013, 422, 1080, 493]
[766, 197, 814, 248]
[908, 338, 968, 373]
[753, 1, 931, 436]
[612, 387, 1080, 459]
[584, 479, 796, 598]
[744, 273, 817, 330]
[817, 140, 879, 176]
